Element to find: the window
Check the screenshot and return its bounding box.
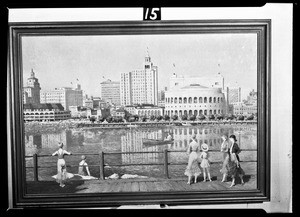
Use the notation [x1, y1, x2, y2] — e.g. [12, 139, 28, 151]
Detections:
[188, 97, 192, 103]
[194, 97, 197, 103]
[209, 97, 212, 103]
[204, 97, 207, 103]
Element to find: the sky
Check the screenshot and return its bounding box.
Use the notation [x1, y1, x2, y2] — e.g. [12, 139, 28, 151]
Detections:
[22, 33, 257, 100]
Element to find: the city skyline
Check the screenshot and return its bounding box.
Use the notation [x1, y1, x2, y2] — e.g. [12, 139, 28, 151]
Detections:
[22, 33, 257, 100]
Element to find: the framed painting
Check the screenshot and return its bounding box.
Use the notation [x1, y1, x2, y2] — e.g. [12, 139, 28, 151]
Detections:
[7, 19, 271, 208]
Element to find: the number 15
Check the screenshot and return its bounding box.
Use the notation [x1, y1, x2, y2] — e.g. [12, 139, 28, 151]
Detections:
[145, 8, 160, 20]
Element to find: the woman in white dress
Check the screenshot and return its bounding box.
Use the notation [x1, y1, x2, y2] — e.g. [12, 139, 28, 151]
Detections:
[184, 135, 201, 184]
[199, 143, 212, 182]
[51, 142, 74, 187]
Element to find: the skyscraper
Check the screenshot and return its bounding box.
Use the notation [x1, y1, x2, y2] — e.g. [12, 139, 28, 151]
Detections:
[23, 69, 41, 105]
[100, 80, 120, 106]
[227, 87, 242, 104]
[120, 51, 158, 106]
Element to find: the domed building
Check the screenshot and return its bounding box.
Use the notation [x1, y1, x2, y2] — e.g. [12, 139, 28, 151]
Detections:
[164, 84, 226, 117]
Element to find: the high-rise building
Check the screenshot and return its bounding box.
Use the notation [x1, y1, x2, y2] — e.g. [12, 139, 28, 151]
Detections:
[100, 80, 120, 106]
[40, 84, 83, 111]
[23, 69, 41, 105]
[120, 51, 158, 106]
[227, 87, 242, 104]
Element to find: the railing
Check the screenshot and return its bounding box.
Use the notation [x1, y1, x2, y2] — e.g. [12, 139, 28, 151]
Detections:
[26, 149, 257, 181]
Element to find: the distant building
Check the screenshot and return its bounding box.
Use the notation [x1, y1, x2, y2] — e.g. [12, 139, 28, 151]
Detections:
[165, 84, 226, 117]
[124, 105, 136, 115]
[100, 80, 121, 106]
[83, 99, 93, 109]
[69, 106, 87, 118]
[233, 103, 257, 116]
[120, 51, 158, 106]
[111, 109, 126, 118]
[40, 84, 83, 111]
[87, 108, 110, 120]
[135, 105, 164, 117]
[23, 69, 41, 105]
[23, 103, 70, 122]
[227, 87, 242, 104]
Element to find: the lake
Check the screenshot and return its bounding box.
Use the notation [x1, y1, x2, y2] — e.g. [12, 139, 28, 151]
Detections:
[25, 124, 257, 181]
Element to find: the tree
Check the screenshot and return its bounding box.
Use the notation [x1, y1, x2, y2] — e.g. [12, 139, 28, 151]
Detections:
[164, 114, 170, 121]
[128, 116, 136, 122]
[216, 114, 224, 120]
[225, 114, 235, 120]
[237, 115, 245, 121]
[149, 115, 156, 121]
[198, 114, 206, 121]
[157, 115, 163, 121]
[141, 116, 147, 122]
[89, 116, 96, 123]
[188, 115, 196, 121]
[98, 116, 105, 122]
[105, 116, 113, 123]
[171, 114, 178, 121]
[181, 114, 188, 121]
[208, 114, 215, 120]
[246, 114, 254, 120]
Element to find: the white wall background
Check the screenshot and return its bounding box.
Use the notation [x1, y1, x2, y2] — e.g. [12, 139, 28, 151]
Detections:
[9, 4, 293, 212]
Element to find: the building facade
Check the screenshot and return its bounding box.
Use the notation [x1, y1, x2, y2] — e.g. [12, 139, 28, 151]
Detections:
[227, 86, 242, 104]
[23, 103, 71, 122]
[23, 69, 41, 105]
[40, 84, 83, 111]
[233, 102, 257, 116]
[164, 84, 226, 117]
[135, 105, 164, 117]
[120, 52, 158, 106]
[100, 80, 121, 106]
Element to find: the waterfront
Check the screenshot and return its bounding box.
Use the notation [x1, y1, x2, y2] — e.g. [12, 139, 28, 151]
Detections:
[25, 123, 257, 182]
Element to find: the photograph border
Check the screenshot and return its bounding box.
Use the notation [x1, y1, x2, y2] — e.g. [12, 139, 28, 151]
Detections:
[7, 19, 271, 208]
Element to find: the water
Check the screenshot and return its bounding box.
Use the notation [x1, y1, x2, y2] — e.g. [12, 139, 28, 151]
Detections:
[25, 124, 257, 181]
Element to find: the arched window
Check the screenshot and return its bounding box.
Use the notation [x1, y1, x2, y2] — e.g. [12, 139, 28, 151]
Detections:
[204, 97, 207, 103]
[179, 97, 182, 103]
[199, 97, 203, 103]
[189, 110, 193, 116]
[174, 97, 177, 103]
[220, 97, 223, 102]
[184, 110, 188, 116]
[183, 97, 187, 103]
[188, 97, 192, 103]
[194, 110, 198, 116]
[217, 97, 220, 103]
[209, 97, 212, 103]
[194, 97, 197, 103]
[175, 110, 178, 115]
[214, 110, 216, 114]
[179, 110, 182, 117]
[204, 110, 207, 115]
[213, 97, 216, 103]
[199, 110, 203, 114]
[218, 109, 220, 114]
[171, 97, 173, 103]
[209, 110, 212, 115]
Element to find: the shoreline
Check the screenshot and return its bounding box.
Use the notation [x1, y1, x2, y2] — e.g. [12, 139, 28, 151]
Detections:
[24, 119, 257, 134]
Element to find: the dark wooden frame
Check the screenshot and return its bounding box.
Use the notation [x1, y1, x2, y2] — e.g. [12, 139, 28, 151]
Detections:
[7, 20, 271, 208]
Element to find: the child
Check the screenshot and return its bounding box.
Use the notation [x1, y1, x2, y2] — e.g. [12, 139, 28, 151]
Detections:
[51, 142, 74, 187]
[78, 155, 91, 177]
[199, 143, 212, 182]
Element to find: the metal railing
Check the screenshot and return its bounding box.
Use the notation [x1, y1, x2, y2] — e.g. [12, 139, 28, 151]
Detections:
[26, 149, 257, 181]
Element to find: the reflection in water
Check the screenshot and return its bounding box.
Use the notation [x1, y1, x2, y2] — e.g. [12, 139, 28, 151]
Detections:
[25, 124, 257, 179]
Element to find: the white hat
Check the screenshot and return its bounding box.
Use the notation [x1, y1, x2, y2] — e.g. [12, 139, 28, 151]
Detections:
[201, 143, 209, 151]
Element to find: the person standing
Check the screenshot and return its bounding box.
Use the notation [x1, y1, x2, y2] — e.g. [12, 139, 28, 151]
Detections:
[184, 134, 201, 184]
[227, 135, 245, 187]
[220, 135, 230, 182]
[51, 142, 73, 187]
[199, 143, 212, 182]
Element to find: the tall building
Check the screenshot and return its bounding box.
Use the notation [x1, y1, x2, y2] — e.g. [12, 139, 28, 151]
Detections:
[40, 84, 83, 111]
[227, 87, 242, 104]
[100, 80, 120, 106]
[23, 69, 41, 105]
[120, 51, 158, 106]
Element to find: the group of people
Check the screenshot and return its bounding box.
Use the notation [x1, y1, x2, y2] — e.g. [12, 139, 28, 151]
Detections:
[185, 134, 245, 187]
[51, 142, 93, 187]
[51, 133, 245, 188]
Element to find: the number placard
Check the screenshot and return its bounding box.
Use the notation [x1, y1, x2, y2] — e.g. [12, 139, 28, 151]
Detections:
[143, 8, 161, 20]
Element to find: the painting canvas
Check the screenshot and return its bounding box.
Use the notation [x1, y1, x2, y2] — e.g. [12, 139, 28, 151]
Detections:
[8, 20, 270, 207]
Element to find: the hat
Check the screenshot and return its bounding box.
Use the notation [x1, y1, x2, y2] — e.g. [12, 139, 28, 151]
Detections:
[201, 143, 209, 151]
[229, 135, 237, 142]
[81, 155, 86, 160]
[58, 142, 63, 148]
